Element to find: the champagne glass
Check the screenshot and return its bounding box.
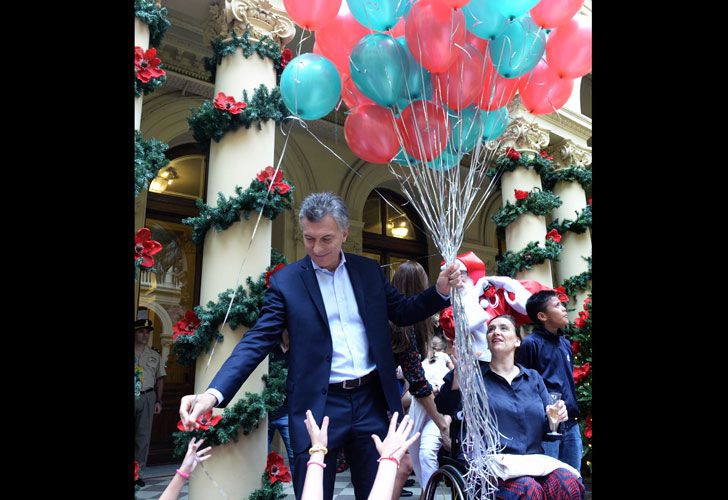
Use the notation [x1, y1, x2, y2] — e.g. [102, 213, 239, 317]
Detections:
[547, 392, 562, 436]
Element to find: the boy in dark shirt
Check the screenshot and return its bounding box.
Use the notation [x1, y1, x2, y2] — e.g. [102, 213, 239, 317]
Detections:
[516, 290, 582, 472]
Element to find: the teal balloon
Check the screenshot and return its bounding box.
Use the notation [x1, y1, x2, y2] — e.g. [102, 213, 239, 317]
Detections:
[489, 16, 545, 78]
[396, 37, 433, 104]
[463, 0, 509, 40]
[491, 0, 540, 19]
[392, 148, 420, 166]
[425, 150, 461, 171]
[280, 53, 341, 120]
[346, 0, 415, 31]
[350, 34, 407, 108]
[449, 106, 483, 154]
[481, 107, 509, 140]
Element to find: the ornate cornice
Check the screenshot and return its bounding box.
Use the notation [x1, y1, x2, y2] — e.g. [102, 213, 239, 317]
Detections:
[206, 0, 296, 47]
[550, 139, 592, 168]
[500, 112, 551, 153]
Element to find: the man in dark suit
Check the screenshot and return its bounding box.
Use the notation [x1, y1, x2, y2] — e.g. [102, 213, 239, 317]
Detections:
[179, 192, 462, 499]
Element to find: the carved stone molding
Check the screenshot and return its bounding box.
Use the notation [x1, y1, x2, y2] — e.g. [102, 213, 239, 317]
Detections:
[206, 0, 296, 46]
[500, 116, 550, 153]
[551, 139, 592, 168]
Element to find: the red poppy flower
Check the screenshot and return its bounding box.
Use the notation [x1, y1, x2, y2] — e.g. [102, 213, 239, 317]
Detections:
[257, 166, 283, 184]
[266, 452, 292, 484]
[134, 461, 139, 481]
[172, 311, 201, 341]
[573, 362, 591, 384]
[505, 147, 520, 161]
[274, 181, 291, 195]
[540, 150, 554, 161]
[176, 410, 222, 432]
[587, 197, 592, 205]
[514, 189, 529, 201]
[280, 48, 293, 69]
[135, 46, 165, 83]
[213, 92, 247, 114]
[583, 297, 592, 308]
[584, 416, 592, 439]
[265, 263, 286, 288]
[574, 309, 589, 329]
[554, 285, 569, 303]
[135, 228, 162, 268]
[546, 229, 562, 243]
[571, 340, 580, 356]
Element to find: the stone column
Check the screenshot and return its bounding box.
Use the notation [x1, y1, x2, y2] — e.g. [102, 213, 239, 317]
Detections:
[498, 108, 553, 287]
[190, 2, 294, 499]
[550, 140, 593, 319]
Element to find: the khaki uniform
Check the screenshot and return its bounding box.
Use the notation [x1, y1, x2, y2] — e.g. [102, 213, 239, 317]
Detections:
[135, 346, 166, 471]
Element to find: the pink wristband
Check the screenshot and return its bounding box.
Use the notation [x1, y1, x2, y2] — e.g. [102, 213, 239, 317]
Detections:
[377, 456, 400, 468]
[307, 460, 326, 469]
[176, 469, 190, 479]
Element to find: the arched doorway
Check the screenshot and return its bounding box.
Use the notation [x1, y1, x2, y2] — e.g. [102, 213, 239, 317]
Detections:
[361, 189, 430, 280]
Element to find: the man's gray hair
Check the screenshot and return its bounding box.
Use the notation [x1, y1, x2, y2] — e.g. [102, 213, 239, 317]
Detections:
[299, 192, 349, 230]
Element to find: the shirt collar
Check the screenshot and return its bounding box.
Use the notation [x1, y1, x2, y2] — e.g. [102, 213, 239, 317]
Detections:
[311, 251, 346, 273]
[480, 361, 531, 380]
[534, 326, 564, 341]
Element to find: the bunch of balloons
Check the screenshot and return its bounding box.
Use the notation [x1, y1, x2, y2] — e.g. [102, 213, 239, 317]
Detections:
[280, 0, 591, 165]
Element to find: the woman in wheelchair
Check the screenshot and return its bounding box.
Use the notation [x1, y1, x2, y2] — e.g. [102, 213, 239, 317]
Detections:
[435, 314, 584, 499]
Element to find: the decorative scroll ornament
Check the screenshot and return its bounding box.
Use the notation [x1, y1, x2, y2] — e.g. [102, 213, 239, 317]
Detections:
[498, 100, 551, 154]
[553, 139, 593, 168]
[207, 0, 295, 46]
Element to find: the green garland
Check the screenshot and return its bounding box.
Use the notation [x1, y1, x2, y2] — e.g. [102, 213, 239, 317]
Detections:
[182, 176, 294, 245]
[486, 150, 554, 187]
[135, 130, 169, 196]
[548, 205, 592, 235]
[492, 188, 562, 234]
[188, 85, 288, 153]
[248, 471, 287, 500]
[171, 357, 287, 458]
[540, 164, 592, 192]
[134, 0, 171, 48]
[206, 31, 284, 80]
[171, 252, 288, 366]
[134, 73, 167, 97]
[496, 239, 562, 278]
[569, 296, 592, 470]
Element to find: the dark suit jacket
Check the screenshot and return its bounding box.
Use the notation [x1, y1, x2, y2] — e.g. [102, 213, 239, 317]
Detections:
[208, 252, 449, 454]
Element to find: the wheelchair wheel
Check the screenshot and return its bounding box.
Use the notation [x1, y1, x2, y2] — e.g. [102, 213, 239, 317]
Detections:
[422, 464, 467, 500]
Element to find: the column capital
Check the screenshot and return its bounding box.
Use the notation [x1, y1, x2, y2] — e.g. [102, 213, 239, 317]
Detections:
[205, 0, 296, 47]
[550, 138, 592, 168]
[498, 97, 550, 153]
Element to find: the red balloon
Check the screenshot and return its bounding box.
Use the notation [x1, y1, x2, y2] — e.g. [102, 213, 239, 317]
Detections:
[465, 30, 488, 55]
[344, 104, 400, 164]
[518, 60, 574, 114]
[476, 55, 520, 111]
[315, 6, 369, 76]
[386, 18, 406, 38]
[283, 0, 342, 30]
[405, 0, 466, 74]
[341, 73, 375, 109]
[545, 15, 592, 79]
[530, 0, 584, 29]
[432, 44, 485, 110]
[396, 101, 449, 162]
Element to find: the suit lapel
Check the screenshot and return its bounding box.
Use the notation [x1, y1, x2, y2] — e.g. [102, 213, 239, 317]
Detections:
[299, 257, 330, 330]
[344, 255, 368, 327]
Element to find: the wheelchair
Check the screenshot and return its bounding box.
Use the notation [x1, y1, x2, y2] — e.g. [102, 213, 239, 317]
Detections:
[422, 417, 468, 500]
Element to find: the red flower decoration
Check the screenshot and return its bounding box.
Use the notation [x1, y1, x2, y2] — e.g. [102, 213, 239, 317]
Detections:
[574, 309, 589, 329]
[583, 297, 592, 308]
[571, 340, 580, 356]
[135, 228, 162, 269]
[554, 285, 569, 303]
[514, 189, 529, 201]
[256, 166, 291, 195]
[134, 461, 139, 481]
[213, 92, 247, 114]
[584, 416, 592, 439]
[505, 147, 520, 161]
[573, 362, 591, 384]
[587, 197, 592, 205]
[176, 410, 222, 432]
[540, 150, 554, 161]
[546, 229, 562, 243]
[265, 263, 286, 288]
[173, 310, 201, 341]
[280, 48, 293, 69]
[266, 452, 292, 484]
[135, 46, 165, 83]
